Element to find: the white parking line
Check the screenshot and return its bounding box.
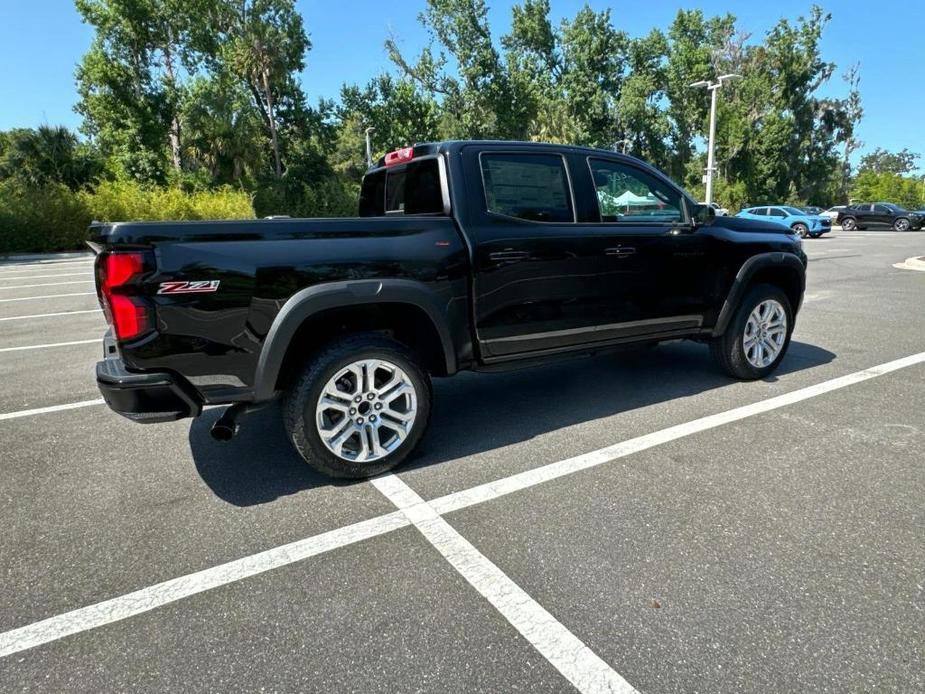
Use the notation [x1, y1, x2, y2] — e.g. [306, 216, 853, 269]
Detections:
[0, 512, 409, 658]
[0, 350, 923, 660]
[372, 474, 637, 694]
[0, 339, 99, 353]
[0, 399, 104, 422]
[0, 260, 93, 271]
[0, 280, 94, 291]
[0, 292, 96, 303]
[428, 350, 925, 516]
[0, 272, 93, 281]
[0, 309, 101, 322]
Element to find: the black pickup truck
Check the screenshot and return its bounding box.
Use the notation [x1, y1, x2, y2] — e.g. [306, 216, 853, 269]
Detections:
[89, 141, 806, 478]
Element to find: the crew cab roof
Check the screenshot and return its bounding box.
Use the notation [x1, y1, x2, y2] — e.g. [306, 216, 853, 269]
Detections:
[370, 140, 671, 179]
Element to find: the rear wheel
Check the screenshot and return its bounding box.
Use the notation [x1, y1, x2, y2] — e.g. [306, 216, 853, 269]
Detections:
[840, 217, 857, 231]
[711, 284, 793, 380]
[283, 333, 432, 479]
[893, 217, 911, 231]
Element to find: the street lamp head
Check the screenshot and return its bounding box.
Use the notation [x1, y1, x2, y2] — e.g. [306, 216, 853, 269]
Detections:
[718, 73, 742, 83]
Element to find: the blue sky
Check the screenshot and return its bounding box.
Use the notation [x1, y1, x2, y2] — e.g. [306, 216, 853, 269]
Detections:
[1, 0, 922, 170]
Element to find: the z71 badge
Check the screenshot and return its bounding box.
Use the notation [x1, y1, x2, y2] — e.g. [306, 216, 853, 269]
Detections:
[157, 280, 221, 295]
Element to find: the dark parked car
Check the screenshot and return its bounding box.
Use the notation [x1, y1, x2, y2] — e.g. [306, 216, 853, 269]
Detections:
[837, 203, 924, 231]
[89, 140, 807, 479]
[800, 206, 824, 216]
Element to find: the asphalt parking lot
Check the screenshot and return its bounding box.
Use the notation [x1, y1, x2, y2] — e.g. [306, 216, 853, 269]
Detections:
[0, 229, 923, 693]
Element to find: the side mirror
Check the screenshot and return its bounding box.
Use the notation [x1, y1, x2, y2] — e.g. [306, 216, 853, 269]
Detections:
[691, 203, 716, 225]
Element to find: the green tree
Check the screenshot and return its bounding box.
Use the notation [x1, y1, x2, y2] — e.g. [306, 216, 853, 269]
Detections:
[210, 0, 312, 179]
[858, 147, 920, 175]
[180, 75, 266, 187]
[75, 0, 202, 180]
[333, 75, 441, 181]
[387, 0, 530, 139]
[0, 126, 102, 190]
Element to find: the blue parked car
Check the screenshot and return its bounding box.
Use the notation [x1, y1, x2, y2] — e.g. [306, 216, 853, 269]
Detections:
[736, 205, 832, 238]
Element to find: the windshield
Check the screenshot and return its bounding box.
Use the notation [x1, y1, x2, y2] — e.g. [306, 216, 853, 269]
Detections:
[781, 206, 805, 216]
[883, 203, 906, 212]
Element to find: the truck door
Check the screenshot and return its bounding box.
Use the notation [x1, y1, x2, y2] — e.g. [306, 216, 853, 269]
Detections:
[463, 148, 626, 358]
[580, 156, 716, 329]
[872, 204, 892, 227]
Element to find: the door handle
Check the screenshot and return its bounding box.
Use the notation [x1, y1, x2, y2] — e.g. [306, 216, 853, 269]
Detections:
[604, 247, 636, 257]
[488, 250, 530, 262]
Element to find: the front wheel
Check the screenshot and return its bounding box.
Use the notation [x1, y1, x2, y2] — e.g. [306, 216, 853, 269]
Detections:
[840, 217, 857, 231]
[792, 223, 809, 238]
[893, 218, 911, 231]
[283, 334, 432, 479]
[710, 284, 793, 380]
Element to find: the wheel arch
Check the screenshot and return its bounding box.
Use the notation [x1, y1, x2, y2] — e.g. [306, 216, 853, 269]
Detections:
[712, 253, 806, 337]
[253, 279, 457, 402]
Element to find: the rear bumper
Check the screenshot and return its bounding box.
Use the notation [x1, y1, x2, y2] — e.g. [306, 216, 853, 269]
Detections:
[96, 350, 202, 424]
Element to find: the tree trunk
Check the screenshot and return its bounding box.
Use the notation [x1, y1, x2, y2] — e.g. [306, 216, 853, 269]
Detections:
[262, 67, 282, 179]
[162, 39, 182, 172]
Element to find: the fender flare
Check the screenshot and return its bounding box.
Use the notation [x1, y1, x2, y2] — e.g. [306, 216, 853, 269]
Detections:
[252, 279, 457, 402]
[712, 252, 806, 337]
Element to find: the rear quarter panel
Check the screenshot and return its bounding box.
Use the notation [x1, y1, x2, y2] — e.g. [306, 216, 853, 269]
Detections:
[97, 218, 470, 401]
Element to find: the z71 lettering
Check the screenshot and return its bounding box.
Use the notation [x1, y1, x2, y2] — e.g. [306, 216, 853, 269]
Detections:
[157, 280, 221, 295]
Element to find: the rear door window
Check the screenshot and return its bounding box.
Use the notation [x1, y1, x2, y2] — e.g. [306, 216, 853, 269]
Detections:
[480, 153, 574, 223]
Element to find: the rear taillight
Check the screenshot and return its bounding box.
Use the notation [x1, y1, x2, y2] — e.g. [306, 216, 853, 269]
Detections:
[98, 252, 151, 341]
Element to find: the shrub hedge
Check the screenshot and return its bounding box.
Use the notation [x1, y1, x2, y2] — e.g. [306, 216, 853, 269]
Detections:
[0, 180, 254, 255]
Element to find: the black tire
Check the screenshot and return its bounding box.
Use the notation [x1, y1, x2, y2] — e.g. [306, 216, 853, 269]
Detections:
[792, 222, 809, 238]
[893, 218, 911, 232]
[710, 283, 794, 380]
[282, 333, 432, 479]
[840, 217, 856, 231]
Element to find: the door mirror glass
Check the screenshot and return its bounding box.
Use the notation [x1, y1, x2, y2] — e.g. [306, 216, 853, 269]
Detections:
[691, 203, 715, 224]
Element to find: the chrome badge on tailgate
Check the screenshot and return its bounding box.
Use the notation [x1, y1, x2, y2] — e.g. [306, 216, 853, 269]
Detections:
[157, 280, 221, 295]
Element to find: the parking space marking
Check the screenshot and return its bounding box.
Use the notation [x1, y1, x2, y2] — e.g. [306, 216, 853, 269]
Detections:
[0, 512, 410, 659]
[428, 349, 925, 516]
[0, 292, 96, 303]
[372, 474, 638, 694]
[0, 400, 104, 422]
[0, 272, 93, 281]
[0, 339, 99, 353]
[0, 280, 94, 291]
[0, 261, 93, 272]
[0, 309, 101, 322]
[1, 350, 924, 659]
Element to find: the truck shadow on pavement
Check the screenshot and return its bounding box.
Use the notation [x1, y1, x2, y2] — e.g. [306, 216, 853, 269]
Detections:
[188, 340, 835, 506]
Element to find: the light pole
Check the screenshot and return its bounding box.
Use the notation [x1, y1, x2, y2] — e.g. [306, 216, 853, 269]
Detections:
[364, 127, 376, 168]
[690, 74, 741, 204]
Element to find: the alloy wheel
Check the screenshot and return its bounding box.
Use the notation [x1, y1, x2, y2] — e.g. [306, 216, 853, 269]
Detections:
[315, 359, 417, 463]
[743, 299, 787, 369]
